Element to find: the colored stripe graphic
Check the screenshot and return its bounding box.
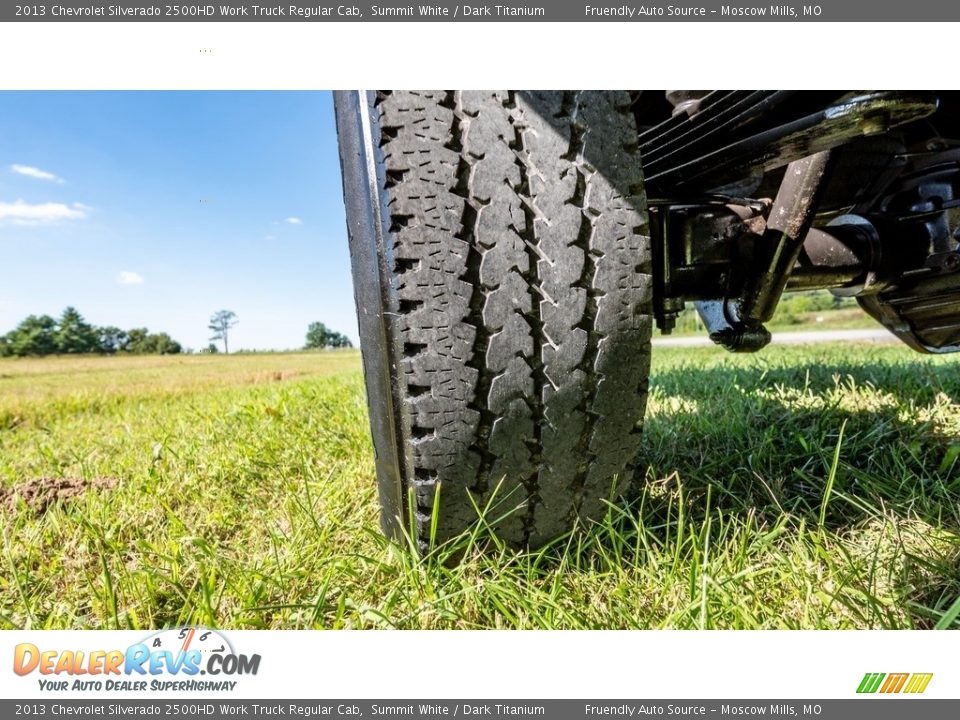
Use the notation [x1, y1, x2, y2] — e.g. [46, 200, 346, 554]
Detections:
[857, 672, 932, 694]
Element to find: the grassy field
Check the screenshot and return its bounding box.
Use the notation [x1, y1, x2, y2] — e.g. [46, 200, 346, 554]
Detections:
[1, 346, 958, 630]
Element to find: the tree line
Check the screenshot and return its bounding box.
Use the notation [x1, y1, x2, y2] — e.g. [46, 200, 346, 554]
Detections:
[0, 307, 182, 357]
[1, 307, 355, 357]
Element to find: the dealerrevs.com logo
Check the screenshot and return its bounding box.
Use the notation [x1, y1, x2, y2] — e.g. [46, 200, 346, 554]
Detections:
[13, 627, 260, 692]
[857, 673, 933, 694]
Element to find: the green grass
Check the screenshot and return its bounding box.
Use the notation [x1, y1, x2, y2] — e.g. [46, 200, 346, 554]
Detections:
[0, 346, 958, 629]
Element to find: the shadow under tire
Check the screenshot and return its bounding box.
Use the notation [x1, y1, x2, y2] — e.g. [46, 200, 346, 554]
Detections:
[336, 90, 653, 549]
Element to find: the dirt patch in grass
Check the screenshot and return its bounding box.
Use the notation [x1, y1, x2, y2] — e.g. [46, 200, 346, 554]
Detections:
[2, 476, 119, 514]
[247, 370, 306, 384]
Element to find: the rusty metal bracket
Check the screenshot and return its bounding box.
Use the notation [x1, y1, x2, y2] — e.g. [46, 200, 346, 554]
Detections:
[737, 151, 834, 324]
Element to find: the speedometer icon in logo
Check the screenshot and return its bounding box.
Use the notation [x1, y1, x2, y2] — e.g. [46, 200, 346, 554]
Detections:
[144, 627, 234, 662]
[134, 625, 259, 677]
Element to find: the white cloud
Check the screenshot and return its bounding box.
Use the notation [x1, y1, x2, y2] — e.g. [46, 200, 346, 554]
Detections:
[284, 216, 303, 225]
[265, 234, 277, 241]
[11, 164, 64, 183]
[0, 199, 86, 225]
[117, 271, 144, 285]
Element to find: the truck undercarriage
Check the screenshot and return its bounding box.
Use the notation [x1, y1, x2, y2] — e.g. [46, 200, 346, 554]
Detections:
[632, 90, 960, 353]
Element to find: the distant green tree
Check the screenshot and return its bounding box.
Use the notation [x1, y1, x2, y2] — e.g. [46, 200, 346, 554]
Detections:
[56, 307, 100, 353]
[305, 321, 353, 350]
[145, 332, 182, 355]
[125, 327, 151, 354]
[5, 314, 58, 356]
[305, 321, 331, 349]
[329, 333, 352, 349]
[98, 326, 128, 354]
[208, 310, 238, 354]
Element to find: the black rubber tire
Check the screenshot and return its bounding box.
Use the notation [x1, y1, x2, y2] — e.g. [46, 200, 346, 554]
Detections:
[336, 90, 653, 549]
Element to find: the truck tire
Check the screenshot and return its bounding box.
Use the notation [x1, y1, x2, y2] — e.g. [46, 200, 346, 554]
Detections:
[335, 90, 652, 549]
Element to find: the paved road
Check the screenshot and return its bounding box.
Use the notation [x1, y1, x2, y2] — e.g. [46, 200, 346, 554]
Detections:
[653, 328, 896, 347]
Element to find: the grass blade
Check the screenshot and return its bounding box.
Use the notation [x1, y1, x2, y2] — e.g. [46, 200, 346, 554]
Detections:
[819, 419, 847, 534]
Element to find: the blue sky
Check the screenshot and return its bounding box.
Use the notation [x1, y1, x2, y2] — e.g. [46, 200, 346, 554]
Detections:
[0, 91, 357, 350]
